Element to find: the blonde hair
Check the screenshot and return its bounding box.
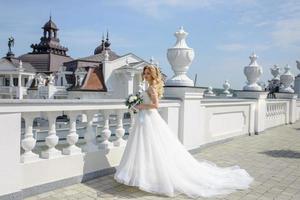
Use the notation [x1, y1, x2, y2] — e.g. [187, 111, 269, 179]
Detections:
[142, 65, 164, 99]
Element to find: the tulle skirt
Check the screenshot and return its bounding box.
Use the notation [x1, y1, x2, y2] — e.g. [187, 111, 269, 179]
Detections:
[114, 109, 253, 198]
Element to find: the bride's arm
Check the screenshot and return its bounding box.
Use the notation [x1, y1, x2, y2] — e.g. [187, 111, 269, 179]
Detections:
[136, 86, 159, 109]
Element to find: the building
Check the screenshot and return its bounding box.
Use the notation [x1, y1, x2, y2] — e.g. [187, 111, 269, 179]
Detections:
[0, 17, 165, 100]
[19, 16, 73, 72]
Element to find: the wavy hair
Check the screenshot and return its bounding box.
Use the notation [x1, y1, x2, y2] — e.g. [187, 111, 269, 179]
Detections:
[142, 65, 164, 99]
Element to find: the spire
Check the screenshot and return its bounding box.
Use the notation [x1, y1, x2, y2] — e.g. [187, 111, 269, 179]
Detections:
[94, 31, 111, 55]
[104, 30, 111, 49]
[30, 18, 68, 55]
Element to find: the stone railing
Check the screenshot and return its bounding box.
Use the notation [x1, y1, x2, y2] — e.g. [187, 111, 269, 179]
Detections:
[265, 100, 289, 129]
[0, 94, 300, 199]
[0, 98, 181, 199]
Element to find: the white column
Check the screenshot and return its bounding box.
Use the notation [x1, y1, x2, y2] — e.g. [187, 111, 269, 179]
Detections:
[82, 111, 99, 152]
[41, 112, 62, 158]
[18, 74, 21, 87]
[9, 74, 13, 99]
[63, 111, 82, 155]
[236, 91, 268, 133]
[17, 73, 23, 99]
[9, 74, 13, 86]
[113, 110, 126, 147]
[99, 110, 113, 149]
[21, 113, 39, 163]
[125, 71, 135, 96]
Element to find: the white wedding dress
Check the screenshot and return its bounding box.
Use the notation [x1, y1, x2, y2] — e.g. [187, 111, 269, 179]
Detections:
[114, 89, 253, 198]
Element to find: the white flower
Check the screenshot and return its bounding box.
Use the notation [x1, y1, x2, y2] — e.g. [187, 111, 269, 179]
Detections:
[129, 96, 135, 103]
[134, 96, 138, 100]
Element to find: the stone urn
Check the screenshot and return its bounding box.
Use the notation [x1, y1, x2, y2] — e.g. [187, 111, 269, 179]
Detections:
[223, 80, 231, 94]
[204, 86, 215, 97]
[243, 53, 263, 91]
[279, 65, 295, 93]
[166, 26, 195, 86]
[270, 65, 281, 80]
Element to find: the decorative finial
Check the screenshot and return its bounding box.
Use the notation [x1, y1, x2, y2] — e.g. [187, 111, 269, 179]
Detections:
[125, 57, 129, 66]
[173, 26, 189, 48]
[104, 30, 111, 49]
[49, 11, 52, 21]
[249, 52, 259, 66]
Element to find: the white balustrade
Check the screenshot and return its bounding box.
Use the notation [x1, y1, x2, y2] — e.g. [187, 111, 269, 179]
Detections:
[99, 110, 114, 149]
[41, 111, 62, 158]
[21, 112, 40, 163]
[63, 111, 82, 155]
[113, 109, 126, 147]
[82, 110, 99, 152]
[265, 100, 288, 129]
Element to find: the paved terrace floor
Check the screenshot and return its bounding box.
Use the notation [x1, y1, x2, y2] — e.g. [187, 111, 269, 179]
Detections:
[25, 122, 300, 200]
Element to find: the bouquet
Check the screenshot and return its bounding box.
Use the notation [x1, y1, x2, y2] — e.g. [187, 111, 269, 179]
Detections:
[125, 91, 144, 114]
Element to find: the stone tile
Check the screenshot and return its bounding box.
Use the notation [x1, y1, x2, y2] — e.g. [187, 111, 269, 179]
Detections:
[25, 122, 300, 200]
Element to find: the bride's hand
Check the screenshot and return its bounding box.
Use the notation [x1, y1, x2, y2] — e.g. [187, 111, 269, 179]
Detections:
[135, 104, 144, 110]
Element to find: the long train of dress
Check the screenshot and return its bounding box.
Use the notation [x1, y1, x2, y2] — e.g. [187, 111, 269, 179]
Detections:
[114, 90, 253, 198]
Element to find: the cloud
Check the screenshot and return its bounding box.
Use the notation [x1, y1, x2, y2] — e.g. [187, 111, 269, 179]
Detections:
[108, 0, 219, 19]
[271, 18, 300, 49]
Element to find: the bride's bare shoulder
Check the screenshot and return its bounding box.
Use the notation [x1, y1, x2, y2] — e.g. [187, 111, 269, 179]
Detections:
[148, 85, 158, 96]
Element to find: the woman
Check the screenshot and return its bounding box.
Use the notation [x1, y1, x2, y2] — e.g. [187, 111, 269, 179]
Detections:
[114, 65, 253, 198]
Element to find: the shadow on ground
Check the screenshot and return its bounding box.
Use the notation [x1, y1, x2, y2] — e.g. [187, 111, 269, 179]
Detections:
[260, 149, 300, 159]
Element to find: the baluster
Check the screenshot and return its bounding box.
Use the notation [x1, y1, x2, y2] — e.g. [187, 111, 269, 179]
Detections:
[113, 110, 126, 147]
[99, 110, 113, 149]
[63, 111, 82, 155]
[21, 113, 39, 163]
[41, 112, 62, 158]
[82, 111, 98, 152]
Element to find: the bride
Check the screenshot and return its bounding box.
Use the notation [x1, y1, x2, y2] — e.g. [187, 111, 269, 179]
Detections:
[114, 65, 253, 198]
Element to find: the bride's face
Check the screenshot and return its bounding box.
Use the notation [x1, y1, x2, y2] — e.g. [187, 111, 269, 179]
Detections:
[143, 68, 152, 82]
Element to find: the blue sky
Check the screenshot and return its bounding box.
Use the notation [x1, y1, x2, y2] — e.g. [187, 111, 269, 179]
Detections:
[0, 0, 299, 89]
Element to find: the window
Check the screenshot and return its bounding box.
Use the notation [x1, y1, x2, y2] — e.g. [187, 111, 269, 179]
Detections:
[13, 78, 18, 86]
[5, 78, 9, 86]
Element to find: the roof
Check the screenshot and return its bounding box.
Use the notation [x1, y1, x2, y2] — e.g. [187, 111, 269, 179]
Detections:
[79, 50, 120, 62]
[67, 65, 107, 92]
[19, 53, 73, 72]
[0, 57, 36, 73]
[43, 18, 58, 30]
